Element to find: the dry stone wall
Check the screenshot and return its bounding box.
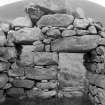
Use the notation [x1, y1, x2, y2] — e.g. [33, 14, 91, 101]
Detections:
[0, 3, 105, 105]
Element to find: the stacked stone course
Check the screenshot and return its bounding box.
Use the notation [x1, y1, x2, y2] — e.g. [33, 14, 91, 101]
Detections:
[0, 3, 105, 105]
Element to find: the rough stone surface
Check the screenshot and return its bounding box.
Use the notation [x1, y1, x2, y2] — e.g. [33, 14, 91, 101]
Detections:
[12, 27, 42, 44]
[25, 66, 57, 80]
[34, 52, 58, 65]
[62, 30, 76, 37]
[73, 19, 90, 29]
[51, 35, 100, 52]
[37, 14, 74, 27]
[12, 79, 34, 89]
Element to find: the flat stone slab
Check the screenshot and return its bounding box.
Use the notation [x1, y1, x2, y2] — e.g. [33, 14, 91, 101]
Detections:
[37, 14, 74, 27]
[51, 35, 101, 52]
[34, 52, 58, 66]
[25, 66, 57, 80]
[12, 79, 34, 89]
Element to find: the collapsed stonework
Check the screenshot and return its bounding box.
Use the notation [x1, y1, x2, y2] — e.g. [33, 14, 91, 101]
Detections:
[0, 3, 105, 105]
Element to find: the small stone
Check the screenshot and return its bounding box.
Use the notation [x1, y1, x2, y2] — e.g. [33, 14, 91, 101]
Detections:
[99, 31, 105, 38]
[0, 61, 10, 71]
[34, 52, 58, 66]
[37, 14, 74, 27]
[67, 25, 74, 30]
[33, 41, 44, 52]
[0, 74, 8, 88]
[12, 79, 34, 89]
[76, 29, 89, 35]
[45, 45, 51, 52]
[88, 26, 97, 34]
[46, 28, 61, 38]
[36, 81, 57, 89]
[62, 30, 76, 37]
[42, 27, 49, 33]
[73, 19, 89, 29]
[41, 80, 48, 83]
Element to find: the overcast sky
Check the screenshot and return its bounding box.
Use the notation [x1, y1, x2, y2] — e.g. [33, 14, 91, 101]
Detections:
[0, 0, 105, 7]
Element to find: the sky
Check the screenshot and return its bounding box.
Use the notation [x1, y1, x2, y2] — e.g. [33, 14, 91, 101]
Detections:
[0, 0, 105, 7]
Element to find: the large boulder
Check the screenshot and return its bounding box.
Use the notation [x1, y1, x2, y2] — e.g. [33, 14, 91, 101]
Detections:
[37, 14, 74, 27]
[51, 35, 101, 52]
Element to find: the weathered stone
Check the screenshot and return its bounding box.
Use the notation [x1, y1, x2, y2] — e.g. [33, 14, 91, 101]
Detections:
[6, 88, 25, 97]
[73, 19, 89, 29]
[62, 30, 76, 37]
[42, 27, 49, 33]
[25, 4, 45, 24]
[33, 41, 44, 52]
[76, 29, 89, 35]
[12, 79, 34, 89]
[0, 61, 10, 71]
[51, 35, 100, 52]
[67, 25, 74, 30]
[84, 62, 105, 73]
[96, 46, 105, 56]
[46, 28, 61, 38]
[13, 27, 43, 44]
[45, 45, 51, 52]
[37, 14, 74, 27]
[25, 66, 57, 80]
[8, 63, 24, 77]
[94, 22, 103, 31]
[0, 74, 8, 88]
[88, 26, 97, 34]
[0, 29, 7, 46]
[58, 53, 86, 88]
[87, 72, 105, 89]
[36, 80, 57, 89]
[34, 52, 58, 65]
[12, 16, 32, 27]
[0, 22, 10, 33]
[99, 31, 105, 38]
[20, 45, 34, 66]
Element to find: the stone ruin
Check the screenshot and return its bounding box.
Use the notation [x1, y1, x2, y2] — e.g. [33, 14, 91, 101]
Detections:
[0, 3, 105, 105]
